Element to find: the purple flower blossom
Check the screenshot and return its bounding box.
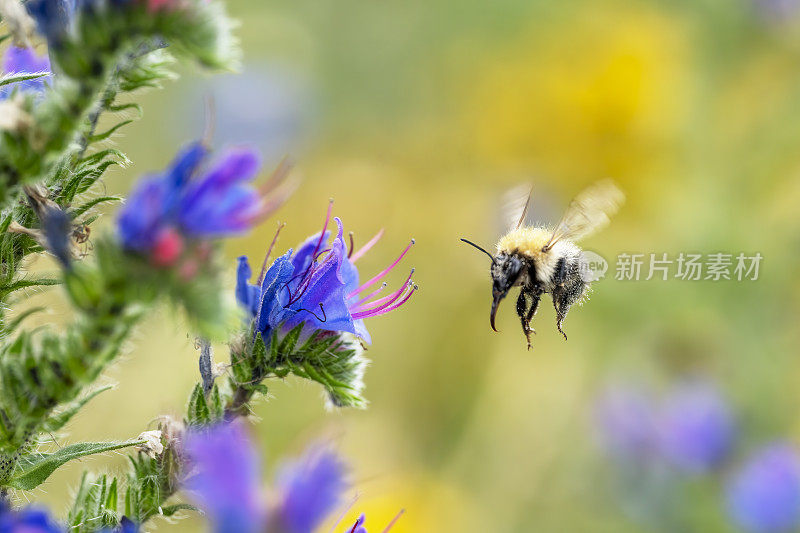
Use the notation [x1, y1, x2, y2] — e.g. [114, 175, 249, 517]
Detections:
[276, 446, 348, 533]
[24, 0, 75, 45]
[186, 422, 353, 533]
[656, 381, 735, 473]
[0, 501, 63, 532]
[117, 141, 275, 264]
[237, 202, 416, 344]
[727, 444, 800, 533]
[0, 47, 51, 99]
[185, 421, 267, 533]
[593, 383, 657, 461]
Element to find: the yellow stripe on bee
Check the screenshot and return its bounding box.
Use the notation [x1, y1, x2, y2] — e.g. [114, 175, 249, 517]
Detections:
[496, 227, 553, 260]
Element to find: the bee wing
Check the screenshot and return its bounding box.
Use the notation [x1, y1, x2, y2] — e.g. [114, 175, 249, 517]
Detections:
[542, 180, 624, 251]
[503, 184, 534, 231]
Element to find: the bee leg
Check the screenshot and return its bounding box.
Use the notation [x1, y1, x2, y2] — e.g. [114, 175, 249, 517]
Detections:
[516, 291, 533, 349]
[554, 257, 568, 287]
[552, 295, 569, 341]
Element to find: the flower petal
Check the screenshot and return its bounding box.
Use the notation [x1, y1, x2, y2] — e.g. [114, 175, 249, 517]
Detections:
[276, 446, 348, 533]
[185, 422, 267, 533]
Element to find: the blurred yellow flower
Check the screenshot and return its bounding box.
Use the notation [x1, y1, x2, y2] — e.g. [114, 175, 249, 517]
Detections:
[462, 5, 689, 183]
[327, 472, 488, 532]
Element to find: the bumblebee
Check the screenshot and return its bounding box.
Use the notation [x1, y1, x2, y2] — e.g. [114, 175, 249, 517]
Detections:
[462, 180, 624, 349]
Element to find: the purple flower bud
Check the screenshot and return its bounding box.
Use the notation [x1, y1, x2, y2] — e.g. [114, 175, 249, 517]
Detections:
[656, 381, 735, 473]
[727, 444, 800, 533]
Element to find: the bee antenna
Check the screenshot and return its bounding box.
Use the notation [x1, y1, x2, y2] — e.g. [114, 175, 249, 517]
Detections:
[460, 238, 495, 264]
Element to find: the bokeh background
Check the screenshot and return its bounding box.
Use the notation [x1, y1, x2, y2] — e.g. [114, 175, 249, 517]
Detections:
[23, 0, 800, 530]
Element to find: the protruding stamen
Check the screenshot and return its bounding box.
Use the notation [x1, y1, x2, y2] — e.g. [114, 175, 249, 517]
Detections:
[352, 269, 414, 312]
[258, 221, 286, 285]
[311, 199, 334, 262]
[382, 509, 405, 533]
[348, 239, 415, 297]
[260, 155, 294, 195]
[352, 283, 416, 319]
[349, 228, 384, 263]
[347, 231, 355, 259]
[286, 200, 334, 305]
[351, 281, 387, 309]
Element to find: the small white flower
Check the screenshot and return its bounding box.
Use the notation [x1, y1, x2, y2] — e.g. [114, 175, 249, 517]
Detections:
[137, 430, 164, 458]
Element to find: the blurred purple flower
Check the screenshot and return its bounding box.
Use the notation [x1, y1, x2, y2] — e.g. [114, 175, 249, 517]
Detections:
[24, 0, 74, 45]
[594, 383, 657, 460]
[276, 446, 348, 533]
[727, 444, 800, 533]
[237, 203, 416, 344]
[656, 381, 735, 473]
[0, 501, 63, 532]
[118, 141, 280, 264]
[754, 0, 800, 21]
[0, 46, 51, 99]
[186, 422, 353, 533]
[185, 421, 267, 533]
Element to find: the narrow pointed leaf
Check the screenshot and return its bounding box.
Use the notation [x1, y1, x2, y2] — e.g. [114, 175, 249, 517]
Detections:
[8, 440, 144, 490]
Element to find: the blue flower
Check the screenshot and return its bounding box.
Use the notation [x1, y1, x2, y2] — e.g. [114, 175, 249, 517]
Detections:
[593, 382, 657, 461]
[185, 421, 267, 533]
[276, 446, 348, 533]
[0, 47, 51, 100]
[656, 380, 735, 473]
[24, 0, 75, 45]
[727, 444, 800, 533]
[186, 422, 355, 533]
[0, 501, 63, 532]
[117, 141, 274, 264]
[237, 203, 416, 344]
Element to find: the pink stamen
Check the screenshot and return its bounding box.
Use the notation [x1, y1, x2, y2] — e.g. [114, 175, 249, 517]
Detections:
[260, 156, 293, 195]
[349, 228, 384, 263]
[348, 238, 414, 298]
[286, 201, 333, 306]
[352, 283, 416, 319]
[258, 222, 285, 285]
[382, 509, 405, 533]
[351, 282, 387, 309]
[352, 269, 414, 313]
[311, 199, 334, 263]
[352, 282, 412, 317]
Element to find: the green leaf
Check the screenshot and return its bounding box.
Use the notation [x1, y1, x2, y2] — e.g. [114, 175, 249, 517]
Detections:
[278, 323, 304, 355]
[89, 119, 134, 143]
[105, 477, 118, 513]
[42, 385, 113, 433]
[107, 102, 142, 115]
[70, 195, 121, 218]
[187, 384, 209, 426]
[0, 277, 61, 298]
[160, 503, 197, 517]
[0, 72, 49, 88]
[8, 439, 144, 490]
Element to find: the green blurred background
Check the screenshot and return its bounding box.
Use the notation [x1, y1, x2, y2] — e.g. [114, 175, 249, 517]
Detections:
[27, 0, 800, 530]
